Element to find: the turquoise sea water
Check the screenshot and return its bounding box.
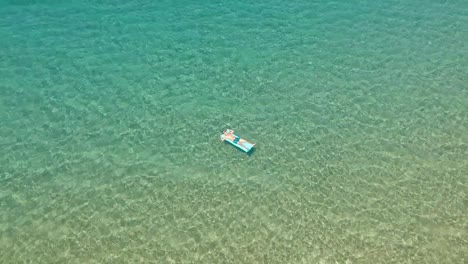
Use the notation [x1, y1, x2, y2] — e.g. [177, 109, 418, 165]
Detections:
[1, 0, 467, 263]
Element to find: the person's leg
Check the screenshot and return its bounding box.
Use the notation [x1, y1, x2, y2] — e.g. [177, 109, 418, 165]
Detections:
[238, 139, 250, 150]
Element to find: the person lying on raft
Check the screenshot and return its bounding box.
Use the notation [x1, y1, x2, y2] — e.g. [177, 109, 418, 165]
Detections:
[221, 129, 253, 150]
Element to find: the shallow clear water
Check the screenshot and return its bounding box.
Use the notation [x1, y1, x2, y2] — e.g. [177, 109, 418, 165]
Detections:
[1, 0, 467, 263]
